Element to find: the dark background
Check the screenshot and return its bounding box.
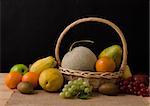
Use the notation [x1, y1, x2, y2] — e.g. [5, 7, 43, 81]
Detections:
[1, 0, 149, 74]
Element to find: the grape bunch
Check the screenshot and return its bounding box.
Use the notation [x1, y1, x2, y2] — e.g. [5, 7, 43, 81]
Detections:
[119, 75, 149, 97]
[59, 78, 92, 99]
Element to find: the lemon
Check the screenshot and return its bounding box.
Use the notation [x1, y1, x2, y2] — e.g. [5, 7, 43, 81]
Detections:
[39, 68, 64, 92]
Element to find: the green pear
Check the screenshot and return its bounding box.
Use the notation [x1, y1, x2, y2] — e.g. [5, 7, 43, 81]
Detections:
[98, 45, 122, 67]
[122, 65, 132, 79]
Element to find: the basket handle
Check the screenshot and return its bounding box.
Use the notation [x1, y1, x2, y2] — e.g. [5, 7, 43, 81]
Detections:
[55, 17, 128, 71]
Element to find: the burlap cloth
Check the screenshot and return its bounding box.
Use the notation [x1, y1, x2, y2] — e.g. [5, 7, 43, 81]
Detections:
[5, 90, 149, 106]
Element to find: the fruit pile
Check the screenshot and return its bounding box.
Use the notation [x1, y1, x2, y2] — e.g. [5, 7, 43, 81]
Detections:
[5, 56, 64, 94]
[4, 44, 149, 99]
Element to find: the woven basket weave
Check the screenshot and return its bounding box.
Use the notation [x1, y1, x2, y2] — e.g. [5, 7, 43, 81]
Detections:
[55, 17, 128, 90]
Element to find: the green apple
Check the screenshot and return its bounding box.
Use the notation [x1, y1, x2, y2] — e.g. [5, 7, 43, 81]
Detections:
[39, 68, 64, 92]
[10, 64, 29, 75]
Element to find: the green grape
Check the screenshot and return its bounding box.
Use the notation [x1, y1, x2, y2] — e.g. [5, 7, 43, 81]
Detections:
[64, 84, 70, 88]
[73, 80, 78, 85]
[75, 85, 80, 90]
[84, 88, 90, 93]
[68, 81, 73, 85]
[83, 81, 89, 87]
[77, 78, 83, 80]
[72, 90, 77, 96]
[62, 88, 68, 92]
[80, 85, 85, 91]
[59, 92, 65, 97]
[71, 85, 76, 91]
[77, 78, 83, 82]
[65, 91, 71, 98]
[68, 88, 73, 93]
[77, 80, 83, 85]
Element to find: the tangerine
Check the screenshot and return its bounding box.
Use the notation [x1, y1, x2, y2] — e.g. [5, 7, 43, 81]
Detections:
[96, 56, 116, 72]
[5, 72, 22, 89]
[22, 72, 39, 88]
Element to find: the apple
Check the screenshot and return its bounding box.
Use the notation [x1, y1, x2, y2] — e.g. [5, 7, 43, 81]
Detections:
[10, 64, 29, 75]
[39, 68, 64, 92]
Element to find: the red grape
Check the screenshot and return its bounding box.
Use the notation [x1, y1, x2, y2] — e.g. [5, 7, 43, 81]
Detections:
[120, 86, 124, 90]
[133, 74, 148, 84]
[119, 82, 123, 86]
[123, 80, 129, 86]
[120, 86, 126, 92]
[139, 83, 145, 88]
[118, 74, 150, 97]
[127, 84, 132, 89]
[126, 89, 130, 94]
[127, 77, 132, 81]
[129, 89, 133, 93]
[146, 88, 149, 93]
[129, 82, 133, 85]
[142, 93, 147, 97]
[133, 87, 138, 91]
[140, 88, 144, 92]
[133, 81, 140, 87]
[137, 91, 141, 95]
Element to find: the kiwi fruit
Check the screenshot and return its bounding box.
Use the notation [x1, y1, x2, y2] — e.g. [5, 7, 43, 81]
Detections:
[98, 83, 119, 96]
[17, 82, 34, 94]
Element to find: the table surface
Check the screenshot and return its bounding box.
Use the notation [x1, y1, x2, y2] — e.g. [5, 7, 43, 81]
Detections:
[0, 73, 149, 106]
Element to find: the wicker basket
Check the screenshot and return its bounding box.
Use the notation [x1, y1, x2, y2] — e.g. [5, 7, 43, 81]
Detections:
[55, 17, 128, 90]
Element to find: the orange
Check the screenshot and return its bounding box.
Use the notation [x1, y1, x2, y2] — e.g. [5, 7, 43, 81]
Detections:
[5, 72, 22, 89]
[96, 56, 116, 72]
[22, 72, 39, 88]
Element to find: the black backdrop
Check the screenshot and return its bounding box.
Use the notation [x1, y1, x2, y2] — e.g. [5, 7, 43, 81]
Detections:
[1, 0, 149, 74]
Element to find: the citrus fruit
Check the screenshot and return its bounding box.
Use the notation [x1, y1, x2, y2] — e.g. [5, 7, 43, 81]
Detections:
[5, 72, 22, 89]
[96, 56, 116, 72]
[39, 68, 64, 92]
[22, 72, 39, 88]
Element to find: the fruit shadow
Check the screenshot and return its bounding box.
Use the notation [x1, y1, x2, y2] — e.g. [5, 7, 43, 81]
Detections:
[91, 92, 126, 97]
